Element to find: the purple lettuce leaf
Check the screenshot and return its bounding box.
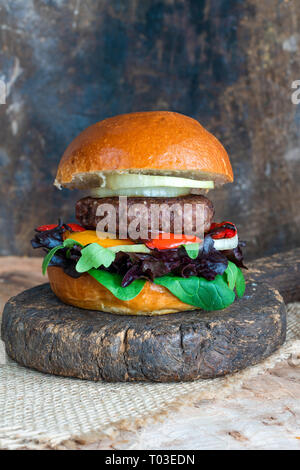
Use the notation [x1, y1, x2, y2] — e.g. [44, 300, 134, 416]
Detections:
[31, 222, 246, 286]
[31, 221, 82, 278]
[108, 235, 229, 287]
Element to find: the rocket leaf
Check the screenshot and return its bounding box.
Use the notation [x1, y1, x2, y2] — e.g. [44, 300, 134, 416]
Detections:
[76, 243, 115, 273]
[42, 238, 83, 275]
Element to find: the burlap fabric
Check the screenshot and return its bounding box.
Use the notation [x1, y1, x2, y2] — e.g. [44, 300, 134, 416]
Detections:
[0, 303, 299, 450]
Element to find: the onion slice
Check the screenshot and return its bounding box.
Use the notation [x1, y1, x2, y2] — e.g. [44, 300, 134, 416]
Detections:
[90, 186, 192, 198]
[107, 244, 151, 254]
[213, 234, 239, 251]
[103, 174, 214, 190]
[106, 234, 238, 255]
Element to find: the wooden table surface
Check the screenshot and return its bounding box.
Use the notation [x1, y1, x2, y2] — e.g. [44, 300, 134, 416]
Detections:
[0, 256, 300, 450]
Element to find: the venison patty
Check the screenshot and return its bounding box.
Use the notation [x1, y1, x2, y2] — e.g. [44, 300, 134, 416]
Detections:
[76, 195, 214, 238]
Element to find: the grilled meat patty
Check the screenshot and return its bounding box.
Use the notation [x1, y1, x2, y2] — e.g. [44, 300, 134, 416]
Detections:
[76, 195, 214, 238]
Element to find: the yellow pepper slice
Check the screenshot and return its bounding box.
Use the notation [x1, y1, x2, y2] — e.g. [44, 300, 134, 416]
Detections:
[64, 230, 134, 248]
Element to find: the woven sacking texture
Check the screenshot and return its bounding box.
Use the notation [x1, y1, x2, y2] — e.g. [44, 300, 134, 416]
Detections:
[0, 303, 300, 450]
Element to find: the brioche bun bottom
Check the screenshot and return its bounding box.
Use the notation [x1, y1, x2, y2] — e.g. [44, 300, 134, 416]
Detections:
[47, 267, 192, 316]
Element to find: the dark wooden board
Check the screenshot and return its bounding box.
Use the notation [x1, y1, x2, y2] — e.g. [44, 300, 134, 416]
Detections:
[1, 275, 286, 382]
[247, 247, 300, 303]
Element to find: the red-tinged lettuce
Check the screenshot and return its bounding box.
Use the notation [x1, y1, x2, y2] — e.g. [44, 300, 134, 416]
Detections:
[31, 220, 70, 249]
[222, 242, 247, 269]
[31, 222, 246, 287]
[108, 235, 229, 287]
[31, 221, 83, 278]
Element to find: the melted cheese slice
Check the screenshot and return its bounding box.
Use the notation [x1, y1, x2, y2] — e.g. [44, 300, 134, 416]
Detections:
[64, 230, 134, 248]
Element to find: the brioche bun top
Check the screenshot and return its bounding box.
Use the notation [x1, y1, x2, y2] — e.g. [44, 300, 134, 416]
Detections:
[54, 111, 233, 189]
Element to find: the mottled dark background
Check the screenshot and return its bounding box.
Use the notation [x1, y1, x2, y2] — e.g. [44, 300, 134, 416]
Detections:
[0, 0, 299, 258]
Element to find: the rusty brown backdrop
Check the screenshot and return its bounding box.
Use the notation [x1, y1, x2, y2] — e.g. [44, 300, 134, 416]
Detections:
[0, 0, 299, 259]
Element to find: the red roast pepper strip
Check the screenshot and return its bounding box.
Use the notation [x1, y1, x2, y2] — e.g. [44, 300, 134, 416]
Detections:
[208, 221, 237, 239]
[36, 223, 85, 232]
[145, 233, 202, 250]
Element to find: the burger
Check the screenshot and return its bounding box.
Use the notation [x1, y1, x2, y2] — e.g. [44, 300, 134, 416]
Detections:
[31, 111, 246, 315]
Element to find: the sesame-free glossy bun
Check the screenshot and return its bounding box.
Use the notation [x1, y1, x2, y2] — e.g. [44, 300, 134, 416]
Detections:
[54, 111, 233, 189]
[47, 266, 192, 315]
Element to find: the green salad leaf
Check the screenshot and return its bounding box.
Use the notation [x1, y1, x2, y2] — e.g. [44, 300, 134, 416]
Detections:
[88, 269, 146, 301]
[224, 261, 238, 290]
[76, 243, 116, 273]
[42, 245, 64, 275]
[154, 274, 235, 311]
[42, 237, 246, 310]
[223, 261, 246, 298]
[235, 268, 246, 298]
[64, 238, 84, 258]
[63, 238, 83, 248]
[42, 238, 83, 275]
[183, 243, 200, 259]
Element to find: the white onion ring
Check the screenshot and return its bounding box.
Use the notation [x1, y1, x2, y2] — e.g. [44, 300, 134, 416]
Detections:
[90, 186, 192, 198]
[103, 174, 214, 190]
[213, 234, 239, 251]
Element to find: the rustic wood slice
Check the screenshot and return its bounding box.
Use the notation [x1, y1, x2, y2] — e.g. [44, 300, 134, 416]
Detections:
[1, 273, 286, 382]
[247, 247, 300, 303]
